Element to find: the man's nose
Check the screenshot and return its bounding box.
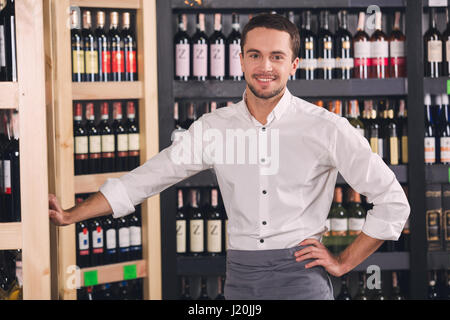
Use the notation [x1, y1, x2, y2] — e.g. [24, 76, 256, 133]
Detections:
[260, 57, 273, 72]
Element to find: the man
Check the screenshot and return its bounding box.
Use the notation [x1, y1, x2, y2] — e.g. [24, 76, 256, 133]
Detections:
[49, 14, 410, 300]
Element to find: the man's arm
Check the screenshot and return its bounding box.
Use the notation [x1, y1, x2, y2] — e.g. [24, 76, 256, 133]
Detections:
[49, 192, 113, 226]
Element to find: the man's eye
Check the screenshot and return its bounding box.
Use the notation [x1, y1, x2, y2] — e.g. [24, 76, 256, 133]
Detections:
[273, 55, 283, 60]
[250, 54, 259, 58]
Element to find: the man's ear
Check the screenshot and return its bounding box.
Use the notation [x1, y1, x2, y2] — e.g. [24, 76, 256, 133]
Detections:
[291, 56, 299, 76]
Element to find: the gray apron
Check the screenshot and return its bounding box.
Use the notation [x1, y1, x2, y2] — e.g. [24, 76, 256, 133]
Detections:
[224, 245, 334, 300]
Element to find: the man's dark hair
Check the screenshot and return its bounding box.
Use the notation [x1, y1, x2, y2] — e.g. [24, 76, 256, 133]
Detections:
[241, 13, 300, 62]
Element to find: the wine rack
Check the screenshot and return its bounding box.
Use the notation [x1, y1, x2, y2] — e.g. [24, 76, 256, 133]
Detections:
[44, 0, 161, 300]
[0, 0, 51, 299]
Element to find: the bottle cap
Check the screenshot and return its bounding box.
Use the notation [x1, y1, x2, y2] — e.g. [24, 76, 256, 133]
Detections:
[442, 94, 449, 105]
[424, 94, 431, 106]
[435, 94, 442, 106]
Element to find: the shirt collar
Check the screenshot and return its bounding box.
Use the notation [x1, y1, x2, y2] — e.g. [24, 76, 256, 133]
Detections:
[239, 87, 292, 126]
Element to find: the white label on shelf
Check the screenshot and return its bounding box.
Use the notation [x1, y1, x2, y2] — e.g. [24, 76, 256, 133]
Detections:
[229, 43, 243, 77]
[130, 226, 142, 246]
[371, 40, 389, 58]
[210, 43, 225, 77]
[92, 227, 104, 248]
[428, 0, 448, 7]
[190, 219, 204, 252]
[0, 26, 5, 67]
[3, 160, 11, 194]
[335, 57, 354, 69]
[354, 41, 371, 58]
[428, 40, 443, 62]
[330, 218, 348, 232]
[89, 135, 101, 153]
[117, 134, 128, 152]
[128, 133, 140, 151]
[175, 43, 190, 77]
[75, 136, 88, 154]
[440, 136, 450, 163]
[106, 229, 116, 249]
[425, 137, 436, 163]
[390, 40, 405, 58]
[119, 227, 130, 248]
[176, 220, 187, 253]
[78, 230, 89, 250]
[193, 43, 208, 77]
[101, 134, 115, 153]
[317, 58, 335, 69]
[299, 58, 317, 69]
[349, 218, 365, 231]
[207, 220, 222, 253]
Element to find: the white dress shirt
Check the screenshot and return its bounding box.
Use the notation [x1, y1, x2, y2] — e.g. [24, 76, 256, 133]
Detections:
[100, 88, 410, 251]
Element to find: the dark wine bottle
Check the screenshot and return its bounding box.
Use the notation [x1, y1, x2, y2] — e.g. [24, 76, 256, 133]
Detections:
[109, 11, 124, 82]
[174, 14, 190, 81]
[189, 189, 204, 256]
[227, 13, 242, 81]
[71, 8, 84, 82]
[129, 207, 142, 260]
[198, 277, 210, 300]
[0, 0, 16, 81]
[86, 102, 101, 174]
[215, 276, 225, 300]
[176, 189, 187, 255]
[180, 276, 192, 300]
[192, 13, 208, 81]
[126, 101, 140, 171]
[316, 10, 335, 80]
[182, 102, 196, 129]
[122, 12, 137, 81]
[74, 102, 89, 175]
[82, 10, 98, 82]
[89, 216, 104, 266]
[117, 215, 130, 262]
[0, 0, 8, 81]
[336, 275, 352, 300]
[112, 102, 128, 172]
[298, 10, 316, 80]
[95, 11, 109, 82]
[103, 215, 117, 265]
[390, 271, 406, 300]
[440, 93, 450, 164]
[424, 8, 442, 78]
[207, 187, 222, 256]
[76, 217, 90, 268]
[99, 102, 115, 173]
[5, 110, 19, 222]
[424, 94, 437, 165]
[335, 10, 353, 80]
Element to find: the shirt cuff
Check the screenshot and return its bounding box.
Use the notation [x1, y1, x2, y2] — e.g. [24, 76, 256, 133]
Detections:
[99, 178, 136, 219]
[361, 213, 403, 241]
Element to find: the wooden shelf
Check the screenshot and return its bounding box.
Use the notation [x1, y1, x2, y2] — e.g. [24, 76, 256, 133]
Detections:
[174, 78, 408, 99]
[0, 222, 22, 250]
[70, 0, 140, 9]
[0, 82, 19, 109]
[72, 82, 144, 101]
[74, 172, 126, 194]
[80, 260, 147, 287]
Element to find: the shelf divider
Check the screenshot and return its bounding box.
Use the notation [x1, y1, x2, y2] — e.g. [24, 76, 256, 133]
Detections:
[72, 82, 144, 100]
[0, 222, 22, 250]
[74, 172, 127, 194]
[0, 82, 19, 109]
[70, 0, 140, 9]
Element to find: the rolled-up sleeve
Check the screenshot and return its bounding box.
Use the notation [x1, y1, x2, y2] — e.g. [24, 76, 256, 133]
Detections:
[329, 116, 410, 241]
[100, 116, 213, 218]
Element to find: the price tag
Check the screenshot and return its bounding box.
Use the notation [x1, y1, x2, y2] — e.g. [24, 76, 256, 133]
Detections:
[123, 264, 137, 280]
[428, 0, 448, 6]
[447, 79, 450, 95]
[84, 270, 98, 287]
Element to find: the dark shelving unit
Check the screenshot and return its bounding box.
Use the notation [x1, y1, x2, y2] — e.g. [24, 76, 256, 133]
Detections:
[157, 0, 443, 300]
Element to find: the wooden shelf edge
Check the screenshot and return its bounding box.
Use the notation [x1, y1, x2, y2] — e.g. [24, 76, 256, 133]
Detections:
[70, 0, 140, 9]
[0, 82, 19, 109]
[74, 172, 127, 194]
[79, 259, 147, 287]
[72, 82, 144, 101]
[0, 222, 22, 250]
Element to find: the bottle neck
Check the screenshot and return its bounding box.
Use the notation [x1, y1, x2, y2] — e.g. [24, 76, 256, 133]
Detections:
[357, 12, 365, 32]
[430, 9, 437, 29]
[339, 11, 348, 30]
[320, 12, 329, 30]
[305, 11, 312, 30]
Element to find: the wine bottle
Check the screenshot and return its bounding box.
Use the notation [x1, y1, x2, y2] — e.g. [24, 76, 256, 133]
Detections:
[389, 11, 406, 78]
[112, 102, 128, 172]
[369, 101, 381, 157]
[182, 102, 196, 129]
[95, 11, 109, 82]
[370, 11, 389, 79]
[227, 13, 243, 81]
[298, 10, 316, 80]
[372, 277, 386, 300]
[287, 11, 297, 81]
[126, 101, 140, 170]
[73, 102, 89, 175]
[397, 99, 408, 164]
[386, 100, 400, 165]
[346, 99, 364, 136]
[99, 102, 115, 173]
[76, 216, 90, 268]
[198, 277, 210, 300]
[189, 189, 204, 256]
[82, 10, 98, 82]
[378, 99, 388, 163]
[215, 276, 225, 300]
[440, 94, 450, 164]
[390, 271, 406, 300]
[129, 208, 142, 260]
[329, 187, 348, 254]
[174, 14, 190, 81]
[89, 216, 104, 266]
[316, 10, 335, 80]
[425, 94, 437, 165]
[424, 8, 442, 78]
[354, 272, 369, 300]
[122, 12, 137, 81]
[109, 12, 124, 82]
[71, 8, 84, 82]
[428, 271, 440, 300]
[192, 13, 208, 81]
[335, 10, 353, 80]
[103, 215, 118, 265]
[0, 0, 8, 81]
[207, 187, 223, 256]
[117, 215, 131, 262]
[353, 12, 370, 79]
[4, 110, 19, 222]
[210, 13, 226, 81]
[336, 275, 352, 300]
[180, 276, 192, 300]
[86, 102, 101, 174]
[176, 189, 187, 255]
[347, 188, 366, 242]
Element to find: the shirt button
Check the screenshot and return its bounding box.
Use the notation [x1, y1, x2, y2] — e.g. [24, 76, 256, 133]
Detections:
[260, 239, 264, 243]
[262, 221, 267, 225]
[261, 127, 266, 132]
[262, 190, 267, 194]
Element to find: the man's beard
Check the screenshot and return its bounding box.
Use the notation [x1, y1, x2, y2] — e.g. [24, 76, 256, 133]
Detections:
[247, 79, 285, 100]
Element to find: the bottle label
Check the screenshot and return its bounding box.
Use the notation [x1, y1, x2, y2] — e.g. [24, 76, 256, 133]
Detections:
[112, 50, 124, 73]
[426, 210, 440, 241]
[92, 227, 104, 251]
[119, 227, 130, 248]
[4, 160, 11, 194]
[176, 43, 190, 77]
[354, 41, 371, 58]
[102, 51, 111, 73]
[441, 137, 450, 163]
[335, 58, 354, 69]
[130, 226, 142, 246]
[390, 40, 405, 58]
[371, 41, 389, 58]
[0, 26, 5, 67]
[73, 50, 85, 74]
[210, 44, 225, 77]
[401, 136, 408, 163]
[229, 43, 243, 77]
[101, 134, 115, 153]
[390, 137, 399, 165]
[117, 134, 129, 153]
[126, 50, 137, 74]
[89, 135, 101, 155]
[349, 218, 365, 232]
[445, 210, 450, 241]
[207, 220, 222, 253]
[106, 229, 116, 249]
[370, 137, 378, 154]
[193, 44, 208, 77]
[428, 40, 443, 62]
[190, 219, 204, 252]
[78, 228, 89, 252]
[176, 220, 187, 253]
[75, 136, 89, 158]
[317, 58, 335, 69]
[128, 133, 140, 151]
[85, 50, 99, 74]
[425, 137, 436, 163]
[447, 41, 450, 62]
[299, 58, 317, 70]
[330, 218, 348, 233]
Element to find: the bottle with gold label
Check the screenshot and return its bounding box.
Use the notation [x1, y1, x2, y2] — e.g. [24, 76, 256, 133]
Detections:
[71, 8, 84, 82]
[386, 100, 399, 165]
[82, 10, 98, 82]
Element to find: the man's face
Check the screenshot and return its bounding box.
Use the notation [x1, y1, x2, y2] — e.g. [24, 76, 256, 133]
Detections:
[240, 27, 299, 100]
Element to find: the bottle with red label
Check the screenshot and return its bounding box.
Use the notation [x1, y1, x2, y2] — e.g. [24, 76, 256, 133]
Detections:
[95, 11, 109, 82]
[370, 11, 389, 79]
[109, 11, 124, 82]
[122, 12, 137, 81]
[90, 216, 105, 266]
[99, 102, 115, 173]
[353, 12, 370, 79]
[389, 11, 406, 78]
